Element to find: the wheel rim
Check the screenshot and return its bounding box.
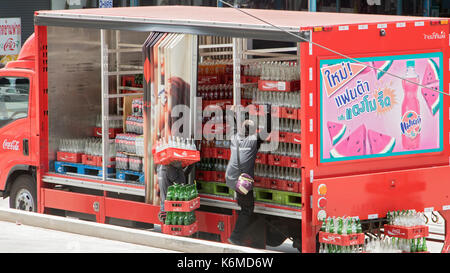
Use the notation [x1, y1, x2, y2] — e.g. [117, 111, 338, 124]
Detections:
[15, 189, 34, 211]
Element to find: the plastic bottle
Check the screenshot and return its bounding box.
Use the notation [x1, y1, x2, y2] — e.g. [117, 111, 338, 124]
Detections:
[401, 60, 421, 149]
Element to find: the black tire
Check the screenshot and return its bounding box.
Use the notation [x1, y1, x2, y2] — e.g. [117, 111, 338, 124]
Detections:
[9, 174, 37, 212]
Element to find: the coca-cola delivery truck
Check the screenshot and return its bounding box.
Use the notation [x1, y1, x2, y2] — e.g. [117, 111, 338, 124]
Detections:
[0, 5, 449, 253]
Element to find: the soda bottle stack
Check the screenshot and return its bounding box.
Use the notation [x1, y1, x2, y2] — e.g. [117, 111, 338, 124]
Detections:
[164, 183, 199, 230]
[384, 209, 429, 253]
[386, 209, 426, 227]
[364, 236, 427, 253]
[166, 183, 199, 202]
[260, 61, 300, 82]
[321, 216, 363, 235]
[155, 136, 197, 153]
[318, 216, 364, 253]
[164, 211, 197, 226]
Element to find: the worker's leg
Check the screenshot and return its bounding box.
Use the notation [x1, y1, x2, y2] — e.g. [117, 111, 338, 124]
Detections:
[158, 166, 171, 215]
[229, 190, 254, 244]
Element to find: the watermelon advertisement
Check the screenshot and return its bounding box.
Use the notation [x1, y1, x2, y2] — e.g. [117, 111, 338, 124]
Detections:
[320, 52, 443, 163]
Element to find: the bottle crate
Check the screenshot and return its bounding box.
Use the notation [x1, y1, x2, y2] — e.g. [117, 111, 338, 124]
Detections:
[319, 231, 365, 246]
[383, 225, 429, 239]
[162, 221, 198, 236]
[56, 151, 82, 164]
[164, 197, 200, 212]
[154, 147, 200, 167]
[258, 80, 300, 92]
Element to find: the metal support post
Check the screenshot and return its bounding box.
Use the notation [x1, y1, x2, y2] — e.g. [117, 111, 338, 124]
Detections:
[100, 29, 110, 181]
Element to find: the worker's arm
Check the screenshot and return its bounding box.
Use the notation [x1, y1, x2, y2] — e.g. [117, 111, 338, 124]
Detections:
[257, 103, 272, 150]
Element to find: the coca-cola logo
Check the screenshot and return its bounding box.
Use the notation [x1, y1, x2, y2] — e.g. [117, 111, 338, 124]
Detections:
[424, 31, 446, 40]
[3, 139, 20, 151]
[387, 228, 405, 236]
[3, 38, 17, 52]
[322, 235, 341, 242]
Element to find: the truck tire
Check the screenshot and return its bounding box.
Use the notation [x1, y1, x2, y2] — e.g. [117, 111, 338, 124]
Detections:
[9, 174, 37, 212]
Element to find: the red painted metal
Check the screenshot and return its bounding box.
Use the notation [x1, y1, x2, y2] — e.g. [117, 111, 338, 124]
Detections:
[438, 210, 450, 253]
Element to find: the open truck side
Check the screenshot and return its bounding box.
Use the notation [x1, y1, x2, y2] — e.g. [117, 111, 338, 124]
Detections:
[0, 6, 448, 252]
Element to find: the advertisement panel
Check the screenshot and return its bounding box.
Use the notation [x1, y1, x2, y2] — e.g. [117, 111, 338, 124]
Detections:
[320, 52, 443, 163]
[0, 18, 21, 56]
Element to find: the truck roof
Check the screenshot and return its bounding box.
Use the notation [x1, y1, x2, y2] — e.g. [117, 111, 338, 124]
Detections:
[35, 6, 442, 41]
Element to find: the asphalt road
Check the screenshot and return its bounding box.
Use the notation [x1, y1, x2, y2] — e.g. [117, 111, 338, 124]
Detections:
[0, 198, 178, 253]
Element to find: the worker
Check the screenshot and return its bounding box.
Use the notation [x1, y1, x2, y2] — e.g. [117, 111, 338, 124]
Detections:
[225, 104, 271, 246]
[157, 161, 194, 222]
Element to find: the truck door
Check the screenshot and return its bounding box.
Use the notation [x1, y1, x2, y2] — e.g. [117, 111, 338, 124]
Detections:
[0, 72, 32, 190]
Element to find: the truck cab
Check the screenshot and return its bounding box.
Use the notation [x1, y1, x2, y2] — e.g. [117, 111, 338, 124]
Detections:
[0, 34, 37, 211]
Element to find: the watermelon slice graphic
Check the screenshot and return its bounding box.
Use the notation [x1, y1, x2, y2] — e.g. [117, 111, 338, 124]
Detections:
[421, 58, 440, 115]
[368, 129, 396, 154]
[330, 124, 366, 158]
[327, 121, 346, 145]
[373, 60, 393, 80]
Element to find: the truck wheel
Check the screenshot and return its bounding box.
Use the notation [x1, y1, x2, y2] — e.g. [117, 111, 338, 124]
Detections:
[9, 175, 37, 212]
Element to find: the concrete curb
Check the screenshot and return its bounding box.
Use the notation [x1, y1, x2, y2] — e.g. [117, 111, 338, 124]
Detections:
[0, 207, 276, 253]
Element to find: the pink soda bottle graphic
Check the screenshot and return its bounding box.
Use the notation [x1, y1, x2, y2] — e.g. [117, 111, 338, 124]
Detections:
[401, 60, 421, 149]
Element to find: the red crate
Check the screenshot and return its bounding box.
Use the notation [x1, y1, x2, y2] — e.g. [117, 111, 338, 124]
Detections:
[241, 75, 259, 83]
[214, 171, 226, 182]
[285, 181, 300, 193]
[93, 127, 123, 139]
[285, 156, 301, 168]
[56, 151, 82, 163]
[268, 154, 284, 166]
[81, 154, 97, 166]
[281, 107, 298, 120]
[287, 132, 301, 144]
[162, 221, 198, 236]
[319, 232, 365, 246]
[268, 179, 286, 191]
[195, 170, 214, 181]
[258, 80, 300, 92]
[154, 147, 200, 167]
[383, 225, 429, 239]
[198, 75, 220, 85]
[164, 197, 200, 212]
[249, 105, 280, 118]
[255, 153, 268, 165]
[253, 176, 269, 188]
[215, 148, 230, 160]
[241, 99, 253, 107]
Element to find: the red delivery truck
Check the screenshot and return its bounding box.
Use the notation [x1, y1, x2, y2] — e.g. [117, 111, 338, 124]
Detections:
[0, 5, 449, 253]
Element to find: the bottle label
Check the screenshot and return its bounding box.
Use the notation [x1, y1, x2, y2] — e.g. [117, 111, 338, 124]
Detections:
[400, 110, 422, 139]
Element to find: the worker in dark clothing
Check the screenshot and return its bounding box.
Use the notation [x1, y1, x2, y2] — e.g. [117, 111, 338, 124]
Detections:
[157, 161, 194, 222]
[226, 104, 271, 246]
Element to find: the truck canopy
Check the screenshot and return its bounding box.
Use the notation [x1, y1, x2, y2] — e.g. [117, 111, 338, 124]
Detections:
[34, 6, 441, 42]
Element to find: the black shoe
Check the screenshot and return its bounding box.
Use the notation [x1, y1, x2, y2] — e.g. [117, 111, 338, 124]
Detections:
[158, 211, 166, 223]
[227, 237, 244, 246]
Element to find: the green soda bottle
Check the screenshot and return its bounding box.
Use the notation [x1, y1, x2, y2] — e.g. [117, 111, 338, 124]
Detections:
[171, 212, 178, 226]
[166, 185, 174, 201]
[337, 218, 343, 235]
[356, 219, 362, 233]
[183, 184, 190, 201]
[183, 212, 190, 225]
[172, 184, 180, 201]
[177, 212, 184, 225]
[190, 211, 196, 225]
[165, 212, 172, 225]
[410, 239, 416, 253]
[178, 184, 185, 201]
[346, 218, 352, 235]
[320, 219, 326, 232]
[329, 218, 335, 234]
[421, 237, 427, 252]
